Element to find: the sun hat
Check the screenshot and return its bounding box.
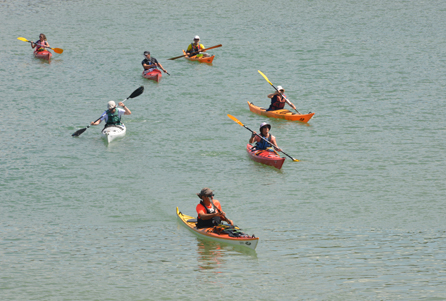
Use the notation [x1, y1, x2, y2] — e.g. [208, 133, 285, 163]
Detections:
[107, 101, 116, 110]
[144, 51, 150, 55]
[194, 35, 200, 40]
[197, 187, 214, 198]
[277, 85, 284, 91]
[259, 122, 271, 131]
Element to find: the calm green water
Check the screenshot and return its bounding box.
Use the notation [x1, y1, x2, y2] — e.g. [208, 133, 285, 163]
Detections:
[1, 0, 446, 299]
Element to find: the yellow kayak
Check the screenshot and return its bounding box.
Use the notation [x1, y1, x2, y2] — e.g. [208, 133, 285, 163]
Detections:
[176, 207, 259, 250]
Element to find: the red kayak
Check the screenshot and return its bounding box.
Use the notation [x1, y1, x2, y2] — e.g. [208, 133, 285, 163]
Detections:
[246, 144, 285, 169]
[33, 50, 52, 61]
[142, 69, 162, 82]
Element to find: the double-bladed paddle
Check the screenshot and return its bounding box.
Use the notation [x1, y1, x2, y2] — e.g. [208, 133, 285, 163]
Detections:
[227, 114, 299, 162]
[167, 44, 222, 60]
[17, 37, 64, 54]
[72, 86, 144, 137]
[258, 70, 301, 114]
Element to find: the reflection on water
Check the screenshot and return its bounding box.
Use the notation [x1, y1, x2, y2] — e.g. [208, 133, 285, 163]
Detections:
[196, 239, 224, 271]
[195, 237, 258, 272]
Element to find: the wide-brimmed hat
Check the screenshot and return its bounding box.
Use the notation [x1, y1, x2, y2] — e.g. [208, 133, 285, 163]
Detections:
[107, 101, 116, 110]
[259, 122, 271, 131]
[277, 85, 284, 91]
[197, 187, 214, 198]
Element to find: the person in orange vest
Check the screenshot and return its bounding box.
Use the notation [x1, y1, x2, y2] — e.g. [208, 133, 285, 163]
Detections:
[196, 188, 233, 229]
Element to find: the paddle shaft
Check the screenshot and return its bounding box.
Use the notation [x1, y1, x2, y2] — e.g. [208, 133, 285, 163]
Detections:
[209, 197, 231, 224]
[168, 44, 222, 60]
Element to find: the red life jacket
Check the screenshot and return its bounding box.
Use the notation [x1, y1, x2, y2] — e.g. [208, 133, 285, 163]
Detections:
[268, 94, 286, 111]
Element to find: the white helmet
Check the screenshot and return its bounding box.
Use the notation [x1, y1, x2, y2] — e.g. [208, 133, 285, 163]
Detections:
[194, 35, 200, 40]
[107, 101, 116, 110]
[277, 86, 284, 91]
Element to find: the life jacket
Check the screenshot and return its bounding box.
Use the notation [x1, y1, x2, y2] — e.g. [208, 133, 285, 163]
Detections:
[196, 201, 221, 229]
[189, 43, 201, 55]
[35, 40, 48, 52]
[267, 94, 286, 111]
[255, 134, 272, 150]
[105, 109, 121, 125]
[142, 58, 158, 72]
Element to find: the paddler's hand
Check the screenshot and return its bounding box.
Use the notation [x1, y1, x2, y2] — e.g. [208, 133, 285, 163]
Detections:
[118, 102, 125, 107]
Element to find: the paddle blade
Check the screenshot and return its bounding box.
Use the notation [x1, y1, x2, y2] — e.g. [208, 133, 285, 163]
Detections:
[17, 37, 30, 42]
[72, 127, 87, 137]
[128, 86, 144, 99]
[227, 114, 244, 127]
[52, 48, 63, 54]
[258, 70, 273, 86]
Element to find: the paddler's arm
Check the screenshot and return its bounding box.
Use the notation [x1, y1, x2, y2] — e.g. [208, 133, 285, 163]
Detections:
[156, 62, 167, 73]
[249, 132, 258, 144]
[118, 102, 131, 115]
[91, 113, 106, 125]
[198, 212, 220, 221]
[218, 212, 233, 226]
[270, 135, 282, 152]
[143, 62, 156, 69]
[267, 92, 277, 99]
[284, 96, 297, 110]
[91, 119, 102, 126]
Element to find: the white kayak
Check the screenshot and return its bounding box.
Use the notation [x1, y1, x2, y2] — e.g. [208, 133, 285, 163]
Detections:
[101, 124, 126, 144]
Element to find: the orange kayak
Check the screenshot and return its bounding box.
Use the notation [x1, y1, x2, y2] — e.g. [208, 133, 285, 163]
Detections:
[246, 144, 285, 169]
[142, 69, 162, 82]
[247, 101, 315, 123]
[182, 50, 214, 64]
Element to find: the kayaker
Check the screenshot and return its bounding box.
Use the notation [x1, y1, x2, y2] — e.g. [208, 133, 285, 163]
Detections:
[90, 100, 131, 127]
[186, 35, 210, 58]
[266, 86, 297, 112]
[142, 51, 168, 75]
[30, 33, 50, 52]
[196, 188, 233, 228]
[249, 122, 282, 151]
